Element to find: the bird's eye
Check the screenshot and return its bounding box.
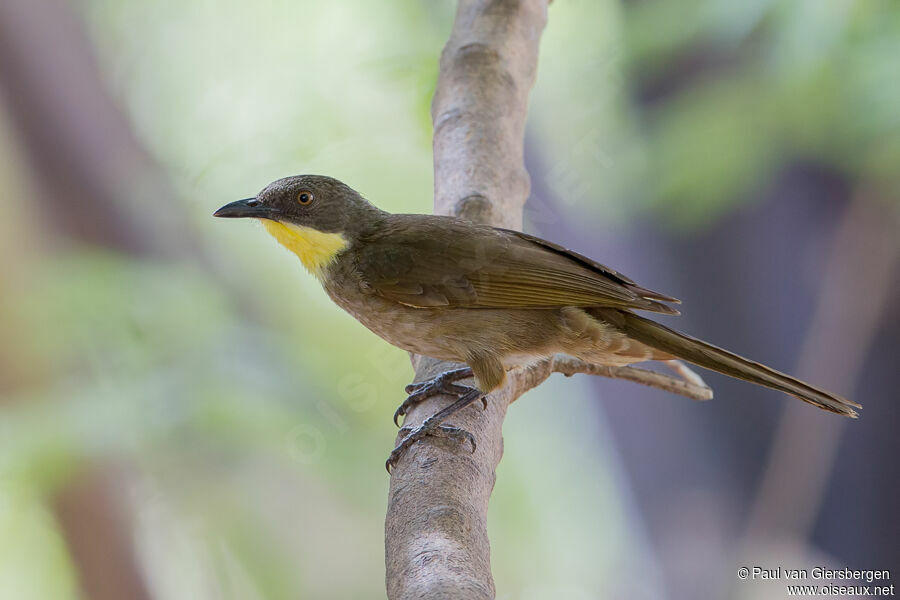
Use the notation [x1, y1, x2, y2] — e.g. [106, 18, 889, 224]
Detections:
[297, 191, 314, 205]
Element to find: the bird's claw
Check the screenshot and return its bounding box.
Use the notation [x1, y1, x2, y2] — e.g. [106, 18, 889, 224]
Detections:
[392, 406, 404, 428]
[385, 423, 476, 473]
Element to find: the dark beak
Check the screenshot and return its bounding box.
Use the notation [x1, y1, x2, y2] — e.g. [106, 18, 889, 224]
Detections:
[213, 198, 275, 219]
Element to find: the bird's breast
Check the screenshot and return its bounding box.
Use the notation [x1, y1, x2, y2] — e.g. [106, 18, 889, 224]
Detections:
[320, 266, 465, 360]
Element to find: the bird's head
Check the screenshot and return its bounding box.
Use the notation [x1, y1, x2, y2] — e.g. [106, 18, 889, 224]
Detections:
[214, 175, 381, 277]
[214, 174, 380, 234]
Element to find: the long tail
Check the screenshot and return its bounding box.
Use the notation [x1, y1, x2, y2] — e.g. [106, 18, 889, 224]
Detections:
[594, 309, 860, 417]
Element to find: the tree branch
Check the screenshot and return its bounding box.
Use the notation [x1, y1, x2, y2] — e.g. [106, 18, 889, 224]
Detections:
[384, 2, 548, 598]
[515, 356, 714, 402]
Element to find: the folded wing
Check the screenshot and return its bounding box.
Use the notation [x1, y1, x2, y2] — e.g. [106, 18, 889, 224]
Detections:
[356, 216, 680, 315]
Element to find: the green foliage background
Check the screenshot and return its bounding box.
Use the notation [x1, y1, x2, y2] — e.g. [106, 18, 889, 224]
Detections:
[0, 0, 896, 598]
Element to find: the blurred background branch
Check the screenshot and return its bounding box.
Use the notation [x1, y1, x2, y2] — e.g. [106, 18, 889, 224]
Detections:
[0, 0, 189, 257]
[736, 188, 900, 597]
[0, 0, 183, 597]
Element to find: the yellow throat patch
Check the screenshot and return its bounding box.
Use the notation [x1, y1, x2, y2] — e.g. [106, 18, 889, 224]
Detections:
[261, 220, 348, 278]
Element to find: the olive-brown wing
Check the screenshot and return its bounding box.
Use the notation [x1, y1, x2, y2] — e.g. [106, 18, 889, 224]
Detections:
[355, 215, 679, 314]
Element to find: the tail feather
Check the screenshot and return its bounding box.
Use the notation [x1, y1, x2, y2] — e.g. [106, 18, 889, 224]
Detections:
[596, 309, 860, 417]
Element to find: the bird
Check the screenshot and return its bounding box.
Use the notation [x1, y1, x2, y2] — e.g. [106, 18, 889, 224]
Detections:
[214, 174, 860, 471]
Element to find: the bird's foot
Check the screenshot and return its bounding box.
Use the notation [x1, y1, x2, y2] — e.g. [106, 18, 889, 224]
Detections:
[386, 387, 483, 473]
[394, 366, 480, 426]
[385, 424, 476, 473]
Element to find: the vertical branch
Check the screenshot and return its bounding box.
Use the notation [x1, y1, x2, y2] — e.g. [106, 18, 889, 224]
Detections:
[384, 1, 548, 599]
